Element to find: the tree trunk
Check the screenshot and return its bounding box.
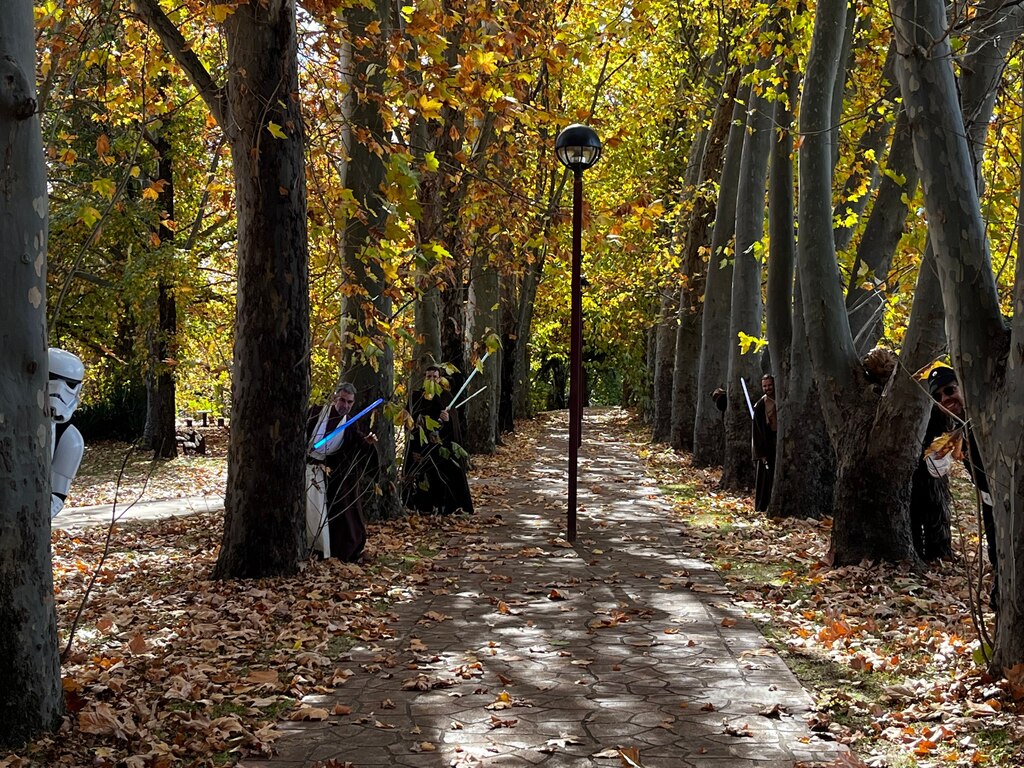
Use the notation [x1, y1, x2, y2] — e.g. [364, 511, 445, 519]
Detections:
[339, 0, 400, 521]
[670, 69, 740, 451]
[650, 289, 677, 442]
[763, 41, 835, 519]
[891, 0, 1023, 671]
[465, 251, 500, 453]
[832, 45, 898, 254]
[148, 132, 177, 459]
[721, 67, 773, 491]
[212, 1, 310, 578]
[692, 83, 749, 466]
[0, 0, 64, 745]
[845, 108, 920, 353]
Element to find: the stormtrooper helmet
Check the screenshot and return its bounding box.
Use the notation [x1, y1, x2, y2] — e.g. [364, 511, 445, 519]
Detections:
[48, 347, 85, 423]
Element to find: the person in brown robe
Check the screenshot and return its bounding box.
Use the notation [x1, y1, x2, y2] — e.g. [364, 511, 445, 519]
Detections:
[307, 383, 379, 561]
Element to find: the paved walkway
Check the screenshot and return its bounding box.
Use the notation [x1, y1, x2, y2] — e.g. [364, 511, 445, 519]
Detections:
[53, 495, 223, 530]
[243, 409, 847, 768]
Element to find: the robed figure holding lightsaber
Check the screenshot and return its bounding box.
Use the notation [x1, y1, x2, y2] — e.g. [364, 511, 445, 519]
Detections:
[306, 382, 380, 561]
[402, 365, 474, 515]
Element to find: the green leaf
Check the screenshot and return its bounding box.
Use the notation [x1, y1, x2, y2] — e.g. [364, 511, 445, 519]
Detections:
[424, 151, 439, 171]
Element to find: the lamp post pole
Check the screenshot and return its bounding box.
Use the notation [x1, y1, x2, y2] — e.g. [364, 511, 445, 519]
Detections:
[555, 123, 600, 544]
[568, 168, 584, 542]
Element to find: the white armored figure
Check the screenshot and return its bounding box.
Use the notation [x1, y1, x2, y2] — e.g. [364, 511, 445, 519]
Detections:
[48, 347, 85, 519]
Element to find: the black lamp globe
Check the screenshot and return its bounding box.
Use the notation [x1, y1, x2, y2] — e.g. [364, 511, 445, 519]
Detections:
[555, 124, 602, 172]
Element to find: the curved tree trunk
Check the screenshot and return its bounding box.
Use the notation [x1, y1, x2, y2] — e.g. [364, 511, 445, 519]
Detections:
[0, 0, 63, 745]
[845, 108, 920, 353]
[891, 0, 1023, 671]
[721, 62, 773, 491]
[692, 82, 749, 466]
[798, 0, 924, 565]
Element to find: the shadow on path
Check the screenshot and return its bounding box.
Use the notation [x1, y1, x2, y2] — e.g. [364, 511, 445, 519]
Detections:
[243, 409, 847, 768]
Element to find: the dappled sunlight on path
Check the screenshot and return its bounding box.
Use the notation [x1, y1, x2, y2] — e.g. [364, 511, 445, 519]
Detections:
[244, 408, 847, 768]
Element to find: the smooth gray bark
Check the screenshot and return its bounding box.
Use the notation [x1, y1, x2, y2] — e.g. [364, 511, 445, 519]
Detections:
[799, 0, 931, 564]
[892, 0, 1023, 671]
[670, 69, 740, 451]
[721, 70, 773, 490]
[845, 109, 920, 353]
[0, 0, 63, 745]
[692, 83, 750, 466]
[764, 47, 835, 519]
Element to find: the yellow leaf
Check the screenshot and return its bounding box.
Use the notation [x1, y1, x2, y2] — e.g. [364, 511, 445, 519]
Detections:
[417, 94, 443, 120]
[267, 121, 288, 139]
[209, 3, 236, 23]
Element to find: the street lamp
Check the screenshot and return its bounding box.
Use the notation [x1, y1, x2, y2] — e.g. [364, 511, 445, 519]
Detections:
[555, 123, 601, 543]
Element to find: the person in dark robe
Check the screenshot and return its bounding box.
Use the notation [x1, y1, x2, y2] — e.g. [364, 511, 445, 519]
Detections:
[711, 387, 727, 413]
[909, 402, 954, 561]
[751, 374, 777, 512]
[403, 365, 474, 515]
[922, 366, 998, 607]
[307, 383, 379, 561]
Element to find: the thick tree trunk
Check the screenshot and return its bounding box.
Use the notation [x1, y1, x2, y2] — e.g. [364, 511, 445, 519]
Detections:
[670, 69, 739, 451]
[891, 0, 1022, 670]
[465, 252, 500, 453]
[339, 0, 400, 521]
[692, 83, 749, 466]
[721, 68, 773, 491]
[0, 1, 64, 745]
[212, 0, 310, 579]
[799, 0, 923, 564]
[763, 45, 835, 519]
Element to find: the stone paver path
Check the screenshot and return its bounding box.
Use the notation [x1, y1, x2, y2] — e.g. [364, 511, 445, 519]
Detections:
[243, 409, 847, 768]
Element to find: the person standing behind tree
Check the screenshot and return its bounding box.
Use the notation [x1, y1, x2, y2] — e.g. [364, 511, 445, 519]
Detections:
[403, 365, 474, 515]
[751, 374, 777, 512]
[307, 383, 378, 562]
[921, 365, 998, 608]
[909, 397, 955, 561]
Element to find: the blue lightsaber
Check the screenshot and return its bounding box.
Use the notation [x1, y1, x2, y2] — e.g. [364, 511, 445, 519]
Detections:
[313, 397, 385, 449]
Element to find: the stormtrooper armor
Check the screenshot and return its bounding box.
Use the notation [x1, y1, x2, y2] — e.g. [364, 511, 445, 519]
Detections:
[48, 347, 85, 518]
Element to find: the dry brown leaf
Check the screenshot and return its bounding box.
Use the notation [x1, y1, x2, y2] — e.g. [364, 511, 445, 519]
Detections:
[288, 706, 330, 721]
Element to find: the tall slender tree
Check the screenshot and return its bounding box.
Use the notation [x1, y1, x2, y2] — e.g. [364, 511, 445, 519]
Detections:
[0, 0, 63, 746]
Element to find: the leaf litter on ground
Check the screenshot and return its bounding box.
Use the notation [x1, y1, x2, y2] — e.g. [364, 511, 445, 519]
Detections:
[6, 422, 542, 767]
[627, 414, 1023, 768]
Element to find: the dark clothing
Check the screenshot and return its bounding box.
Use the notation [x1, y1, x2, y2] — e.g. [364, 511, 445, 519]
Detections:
[306, 404, 377, 562]
[751, 395, 776, 512]
[963, 427, 998, 609]
[403, 389, 474, 515]
[909, 408, 954, 561]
